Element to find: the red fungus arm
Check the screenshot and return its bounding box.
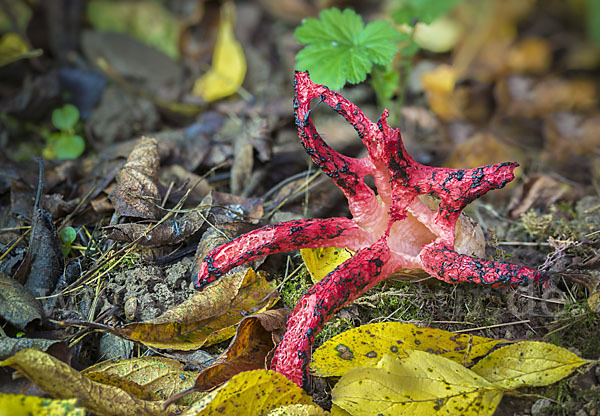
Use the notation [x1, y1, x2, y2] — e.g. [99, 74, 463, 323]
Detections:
[270, 237, 395, 388]
[419, 241, 546, 286]
[195, 217, 369, 290]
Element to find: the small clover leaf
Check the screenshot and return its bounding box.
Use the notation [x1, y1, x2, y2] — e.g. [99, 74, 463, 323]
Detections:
[295, 8, 400, 90]
[55, 134, 85, 160]
[51, 104, 79, 132]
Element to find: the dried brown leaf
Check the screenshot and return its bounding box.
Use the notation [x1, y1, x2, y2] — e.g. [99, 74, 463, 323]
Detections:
[110, 136, 161, 219]
[112, 268, 278, 350]
[0, 273, 42, 329]
[194, 308, 291, 391]
[0, 349, 182, 416]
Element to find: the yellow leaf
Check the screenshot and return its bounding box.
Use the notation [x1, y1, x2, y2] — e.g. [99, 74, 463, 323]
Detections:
[266, 404, 330, 415]
[192, 1, 246, 102]
[421, 64, 467, 122]
[87, 0, 180, 59]
[115, 267, 278, 350]
[414, 17, 462, 53]
[0, 349, 182, 416]
[0, 393, 84, 416]
[471, 341, 588, 389]
[332, 351, 502, 416]
[181, 370, 314, 416]
[82, 356, 203, 405]
[311, 322, 503, 378]
[301, 247, 354, 283]
[0, 32, 42, 67]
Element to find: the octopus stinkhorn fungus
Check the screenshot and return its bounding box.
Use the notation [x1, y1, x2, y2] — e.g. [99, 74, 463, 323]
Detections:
[195, 72, 546, 388]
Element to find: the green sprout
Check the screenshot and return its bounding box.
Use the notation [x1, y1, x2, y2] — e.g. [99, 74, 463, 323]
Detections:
[42, 104, 85, 160]
[59, 226, 77, 256]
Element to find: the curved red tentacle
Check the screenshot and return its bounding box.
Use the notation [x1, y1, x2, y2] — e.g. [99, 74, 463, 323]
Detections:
[195, 217, 369, 290]
[270, 237, 395, 388]
[419, 241, 546, 287]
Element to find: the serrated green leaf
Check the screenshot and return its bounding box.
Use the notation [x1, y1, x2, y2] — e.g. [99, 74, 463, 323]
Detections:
[52, 104, 79, 131]
[295, 8, 400, 90]
[55, 134, 85, 160]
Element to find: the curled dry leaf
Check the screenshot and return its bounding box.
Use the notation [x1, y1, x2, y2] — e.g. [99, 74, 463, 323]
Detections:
[508, 175, 575, 219]
[110, 136, 161, 220]
[111, 268, 278, 350]
[82, 356, 202, 406]
[12, 204, 63, 298]
[0, 336, 62, 361]
[103, 207, 207, 247]
[194, 308, 291, 391]
[0, 349, 183, 416]
[0, 272, 42, 330]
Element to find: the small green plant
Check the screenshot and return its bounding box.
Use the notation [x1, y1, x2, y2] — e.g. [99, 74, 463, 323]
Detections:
[294, 8, 400, 91]
[59, 226, 77, 256]
[294, 1, 463, 109]
[42, 104, 85, 160]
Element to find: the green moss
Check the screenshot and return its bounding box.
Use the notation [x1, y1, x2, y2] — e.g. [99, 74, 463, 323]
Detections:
[314, 317, 355, 347]
[278, 265, 312, 309]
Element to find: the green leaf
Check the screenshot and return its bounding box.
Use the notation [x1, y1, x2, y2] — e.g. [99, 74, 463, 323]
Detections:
[371, 63, 400, 106]
[392, 0, 463, 25]
[54, 134, 85, 159]
[295, 8, 400, 90]
[60, 227, 77, 247]
[52, 104, 79, 131]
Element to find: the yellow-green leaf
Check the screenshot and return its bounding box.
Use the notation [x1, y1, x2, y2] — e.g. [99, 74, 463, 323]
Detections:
[266, 404, 330, 415]
[0, 393, 84, 416]
[312, 322, 503, 378]
[0, 32, 42, 67]
[114, 267, 278, 350]
[332, 351, 502, 416]
[301, 247, 354, 283]
[87, 0, 179, 59]
[471, 341, 588, 389]
[0, 349, 182, 416]
[181, 370, 314, 416]
[192, 1, 246, 102]
[82, 356, 203, 406]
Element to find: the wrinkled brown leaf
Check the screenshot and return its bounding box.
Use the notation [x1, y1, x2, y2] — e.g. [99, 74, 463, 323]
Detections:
[82, 356, 203, 406]
[194, 308, 291, 391]
[508, 175, 576, 219]
[110, 136, 161, 220]
[204, 191, 264, 224]
[0, 349, 182, 416]
[17, 206, 64, 298]
[103, 206, 207, 246]
[0, 273, 42, 329]
[110, 268, 278, 350]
